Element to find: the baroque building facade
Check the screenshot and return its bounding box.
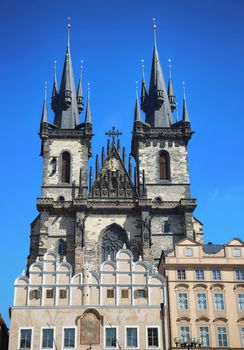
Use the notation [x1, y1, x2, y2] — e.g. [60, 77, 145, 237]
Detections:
[9, 23, 234, 350]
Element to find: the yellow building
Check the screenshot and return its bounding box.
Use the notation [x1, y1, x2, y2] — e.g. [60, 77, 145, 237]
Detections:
[159, 237, 244, 349]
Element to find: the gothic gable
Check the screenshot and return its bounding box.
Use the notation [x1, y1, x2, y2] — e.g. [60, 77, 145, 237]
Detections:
[91, 145, 135, 198]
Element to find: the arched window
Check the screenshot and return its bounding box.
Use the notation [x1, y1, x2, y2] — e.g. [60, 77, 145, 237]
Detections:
[101, 225, 129, 262]
[58, 239, 66, 256]
[159, 152, 170, 180]
[61, 152, 70, 183]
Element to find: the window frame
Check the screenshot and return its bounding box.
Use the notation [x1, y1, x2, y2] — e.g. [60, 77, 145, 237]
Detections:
[237, 293, 244, 311]
[104, 326, 119, 349]
[196, 292, 207, 310]
[179, 325, 190, 340]
[107, 289, 115, 298]
[199, 326, 210, 347]
[213, 292, 225, 311]
[60, 151, 71, 184]
[178, 292, 188, 310]
[46, 289, 54, 299]
[212, 269, 221, 281]
[195, 269, 204, 280]
[216, 325, 228, 347]
[240, 326, 244, 347]
[146, 326, 160, 349]
[176, 269, 186, 280]
[125, 326, 139, 349]
[121, 289, 129, 299]
[18, 327, 33, 350]
[62, 326, 77, 349]
[235, 269, 244, 281]
[158, 151, 170, 181]
[40, 327, 55, 350]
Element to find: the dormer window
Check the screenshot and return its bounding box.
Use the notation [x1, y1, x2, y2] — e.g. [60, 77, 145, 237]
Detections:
[159, 151, 170, 180]
[61, 152, 71, 183]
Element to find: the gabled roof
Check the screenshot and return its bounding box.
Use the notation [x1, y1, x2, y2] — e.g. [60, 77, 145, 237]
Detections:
[91, 143, 136, 199]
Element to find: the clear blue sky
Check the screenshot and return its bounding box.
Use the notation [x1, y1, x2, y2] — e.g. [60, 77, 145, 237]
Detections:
[1, 0, 244, 325]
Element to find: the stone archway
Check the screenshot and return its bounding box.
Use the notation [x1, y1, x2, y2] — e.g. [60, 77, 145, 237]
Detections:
[101, 224, 129, 262]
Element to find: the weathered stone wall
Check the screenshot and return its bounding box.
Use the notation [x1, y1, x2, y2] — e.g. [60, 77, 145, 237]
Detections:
[137, 139, 190, 201]
[151, 214, 185, 259]
[41, 139, 88, 200]
[83, 214, 142, 269]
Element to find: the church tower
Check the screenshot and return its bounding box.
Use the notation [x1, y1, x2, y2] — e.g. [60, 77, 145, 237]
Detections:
[131, 23, 203, 260]
[28, 24, 93, 271]
[28, 23, 203, 275]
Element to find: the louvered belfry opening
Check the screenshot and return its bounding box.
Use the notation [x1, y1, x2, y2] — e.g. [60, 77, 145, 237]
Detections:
[61, 152, 71, 183]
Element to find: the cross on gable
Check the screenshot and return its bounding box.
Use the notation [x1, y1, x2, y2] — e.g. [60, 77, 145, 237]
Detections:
[105, 126, 122, 144]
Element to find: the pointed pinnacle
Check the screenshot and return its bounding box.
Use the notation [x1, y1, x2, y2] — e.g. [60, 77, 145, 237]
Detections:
[182, 82, 190, 122]
[85, 83, 92, 124]
[41, 82, 48, 123]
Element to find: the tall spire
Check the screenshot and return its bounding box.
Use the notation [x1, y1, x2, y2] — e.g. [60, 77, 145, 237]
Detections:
[134, 81, 141, 122]
[77, 60, 84, 113]
[167, 59, 176, 112]
[53, 20, 80, 129]
[41, 82, 48, 123]
[182, 82, 190, 122]
[140, 59, 148, 112]
[51, 60, 58, 113]
[145, 19, 173, 127]
[85, 83, 92, 124]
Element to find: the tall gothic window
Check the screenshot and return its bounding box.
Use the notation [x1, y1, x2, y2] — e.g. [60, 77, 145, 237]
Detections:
[61, 152, 71, 183]
[101, 225, 129, 262]
[159, 151, 170, 180]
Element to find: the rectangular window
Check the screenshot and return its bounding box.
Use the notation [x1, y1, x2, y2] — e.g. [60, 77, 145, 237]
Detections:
[107, 289, 115, 298]
[180, 326, 190, 339]
[46, 289, 54, 298]
[212, 269, 221, 280]
[63, 328, 75, 348]
[20, 329, 32, 349]
[241, 327, 244, 347]
[195, 269, 204, 280]
[126, 327, 138, 348]
[177, 269, 186, 280]
[137, 289, 145, 298]
[214, 293, 224, 310]
[184, 247, 193, 257]
[178, 292, 188, 310]
[42, 329, 54, 349]
[59, 289, 67, 299]
[199, 326, 210, 346]
[121, 289, 129, 298]
[235, 269, 244, 281]
[197, 292, 207, 310]
[147, 327, 159, 347]
[105, 327, 117, 348]
[237, 293, 244, 311]
[217, 326, 228, 347]
[232, 248, 241, 257]
[29, 289, 40, 300]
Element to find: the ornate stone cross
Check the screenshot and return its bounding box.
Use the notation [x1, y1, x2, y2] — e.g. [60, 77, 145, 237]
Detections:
[105, 126, 122, 145]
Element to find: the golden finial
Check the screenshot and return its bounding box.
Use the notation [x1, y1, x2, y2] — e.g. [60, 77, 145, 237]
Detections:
[168, 58, 172, 78]
[67, 17, 71, 47]
[153, 18, 157, 46]
[141, 59, 145, 80]
[182, 81, 186, 98]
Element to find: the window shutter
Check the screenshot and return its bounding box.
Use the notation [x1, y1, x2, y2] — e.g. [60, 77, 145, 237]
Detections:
[29, 290, 34, 300]
[134, 290, 138, 299]
[144, 289, 148, 298]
